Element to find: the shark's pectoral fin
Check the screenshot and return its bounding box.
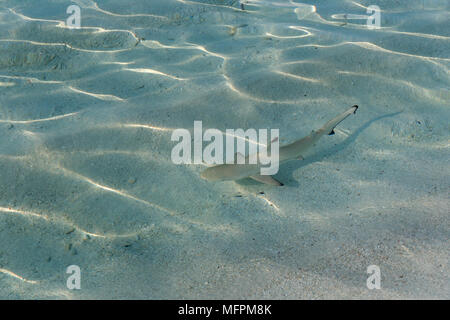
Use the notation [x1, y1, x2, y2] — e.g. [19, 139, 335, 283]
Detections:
[249, 175, 284, 186]
[328, 129, 335, 135]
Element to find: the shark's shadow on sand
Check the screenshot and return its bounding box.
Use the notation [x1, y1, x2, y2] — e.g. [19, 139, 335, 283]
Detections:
[237, 111, 403, 188]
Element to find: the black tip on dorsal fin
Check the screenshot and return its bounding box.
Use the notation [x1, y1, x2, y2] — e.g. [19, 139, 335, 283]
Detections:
[352, 105, 359, 114]
[328, 129, 335, 135]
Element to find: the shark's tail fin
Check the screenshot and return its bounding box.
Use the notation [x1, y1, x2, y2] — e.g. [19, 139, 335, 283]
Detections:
[324, 105, 358, 135]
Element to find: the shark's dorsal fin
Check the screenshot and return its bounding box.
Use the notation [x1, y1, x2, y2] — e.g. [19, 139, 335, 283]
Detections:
[235, 152, 246, 163]
[266, 136, 279, 152]
[232, 137, 279, 163]
[249, 175, 283, 186]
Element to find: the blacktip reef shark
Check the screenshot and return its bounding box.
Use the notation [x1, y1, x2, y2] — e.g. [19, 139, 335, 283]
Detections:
[200, 105, 358, 186]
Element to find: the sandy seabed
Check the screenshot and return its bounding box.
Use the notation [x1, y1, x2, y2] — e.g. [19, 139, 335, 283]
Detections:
[0, 0, 449, 299]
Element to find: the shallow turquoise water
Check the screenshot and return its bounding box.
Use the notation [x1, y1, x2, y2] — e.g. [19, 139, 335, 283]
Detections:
[0, 0, 449, 299]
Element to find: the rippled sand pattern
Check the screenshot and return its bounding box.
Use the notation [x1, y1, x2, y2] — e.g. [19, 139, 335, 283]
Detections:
[0, 0, 449, 299]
